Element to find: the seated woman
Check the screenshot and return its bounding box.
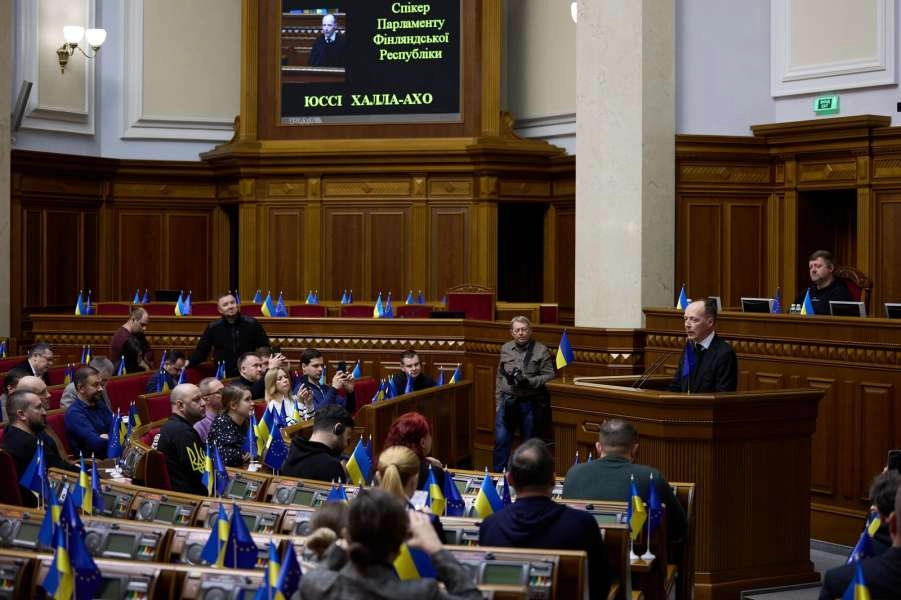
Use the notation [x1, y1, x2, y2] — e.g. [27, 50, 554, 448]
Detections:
[384, 412, 444, 489]
[265, 366, 303, 425]
[299, 488, 481, 600]
[376, 445, 446, 543]
[207, 385, 253, 467]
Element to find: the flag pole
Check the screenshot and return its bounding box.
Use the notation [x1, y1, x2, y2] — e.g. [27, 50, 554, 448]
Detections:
[641, 506, 655, 560]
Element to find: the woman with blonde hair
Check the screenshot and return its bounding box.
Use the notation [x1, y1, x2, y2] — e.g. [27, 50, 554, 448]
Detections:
[264, 366, 303, 425]
[376, 445, 446, 542]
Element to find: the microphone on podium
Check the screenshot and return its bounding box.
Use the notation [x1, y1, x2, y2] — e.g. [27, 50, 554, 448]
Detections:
[633, 351, 675, 389]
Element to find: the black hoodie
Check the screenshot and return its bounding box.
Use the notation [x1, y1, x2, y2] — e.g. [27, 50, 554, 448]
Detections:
[281, 437, 346, 483]
[479, 496, 610, 600]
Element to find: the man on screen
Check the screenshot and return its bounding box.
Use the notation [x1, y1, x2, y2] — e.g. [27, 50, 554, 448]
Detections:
[309, 13, 346, 67]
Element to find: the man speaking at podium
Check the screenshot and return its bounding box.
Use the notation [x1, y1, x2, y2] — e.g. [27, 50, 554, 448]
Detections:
[668, 299, 737, 393]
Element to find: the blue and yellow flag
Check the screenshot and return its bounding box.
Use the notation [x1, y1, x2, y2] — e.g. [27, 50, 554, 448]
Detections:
[254, 541, 283, 600]
[449, 364, 462, 384]
[351, 360, 362, 379]
[627, 476, 647, 541]
[800, 288, 815, 316]
[133, 289, 141, 305]
[84, 344, 92, 364]
[200, 504, 230, 567]
[373, 292, 384, 318]
[257, 405, 275, 456]
[37, 485, 61, 547]
[71, 454, 92, 514]
[474, 473, 503, 518]
[42, 522, 74, 599]
[340, 289, 349, 304]
[326, 482, 349, 504]
[405, 290, 414, 304]
[261, 292, 275, 317]
[305, 290, 317, 305]
[675, 284, 689, 310]
[556, 329, 574, 369]
[424, 466, 445, 516]
[174, 291, 186, 316]
[116, 355, 126, 376]
[74, 290, 85, 316]
[346, 437, 372, 487]
[841, 562, 871, 600]
[393, 542, 437, 580]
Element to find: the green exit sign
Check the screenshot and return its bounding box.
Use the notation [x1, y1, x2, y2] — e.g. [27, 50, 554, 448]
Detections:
[814, 95, 840, 115]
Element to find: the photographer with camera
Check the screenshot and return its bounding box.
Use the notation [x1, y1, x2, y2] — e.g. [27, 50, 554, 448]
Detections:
[493, 316, 555, 472]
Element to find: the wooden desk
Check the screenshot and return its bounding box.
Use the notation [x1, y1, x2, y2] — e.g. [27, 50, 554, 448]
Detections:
[548, 380, 823, 600]
[644, 307, 901, 544]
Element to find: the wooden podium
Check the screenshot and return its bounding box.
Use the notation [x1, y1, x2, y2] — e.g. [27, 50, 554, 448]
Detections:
[547, 377, 823, 600]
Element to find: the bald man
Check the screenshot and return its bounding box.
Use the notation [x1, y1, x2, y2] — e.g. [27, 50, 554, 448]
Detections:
[154, 383, 207, 496]
[309, 13, 346, 67]
[668, 299, 737, 393]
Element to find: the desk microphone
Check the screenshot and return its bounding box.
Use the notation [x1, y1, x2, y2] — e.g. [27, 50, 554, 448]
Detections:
[633, 351, 675, 389]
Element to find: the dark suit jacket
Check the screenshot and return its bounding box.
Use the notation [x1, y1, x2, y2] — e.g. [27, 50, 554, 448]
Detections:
[819, 546, 901, 599]
[668, 334, 737, 393]
[14, 360, 50, 386]
[309, 33, 346, 67]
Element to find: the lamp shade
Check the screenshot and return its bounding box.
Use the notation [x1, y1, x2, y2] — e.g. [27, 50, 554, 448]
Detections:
[63, 25, 85, 44]
[85, 28, 107, 48]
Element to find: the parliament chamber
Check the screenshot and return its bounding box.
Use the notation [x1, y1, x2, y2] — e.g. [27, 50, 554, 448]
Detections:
[5, 1, 901, 599]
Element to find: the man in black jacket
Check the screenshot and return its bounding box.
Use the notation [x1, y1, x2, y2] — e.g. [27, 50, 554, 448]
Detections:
[187, 293, 269, 377]
[669, 299, 737, 393]
[480, 438, 610, 600]
[15, 342, 54, 386]
[282, 404, 353, 483]
[2, 390, 78, 506]
[390, 349, 435, 394]
[154, 383, 208, 496]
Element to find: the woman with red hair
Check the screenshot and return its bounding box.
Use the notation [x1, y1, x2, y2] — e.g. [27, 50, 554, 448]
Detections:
[384, 411, 445, 489]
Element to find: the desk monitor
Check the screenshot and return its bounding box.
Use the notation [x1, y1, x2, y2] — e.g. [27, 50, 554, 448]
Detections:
[740, 297, 774, 313]
[431, 311, 466, 319]
[829, 301, 866, 317]
[885, 303, 901, 319]
[707, 296, 722, 312]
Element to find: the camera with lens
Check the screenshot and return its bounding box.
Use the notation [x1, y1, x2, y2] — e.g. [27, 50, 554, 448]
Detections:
[504, 367, 524, 386]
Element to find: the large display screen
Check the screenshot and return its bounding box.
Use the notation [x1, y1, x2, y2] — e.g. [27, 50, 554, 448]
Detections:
[280, 1, 461, 125]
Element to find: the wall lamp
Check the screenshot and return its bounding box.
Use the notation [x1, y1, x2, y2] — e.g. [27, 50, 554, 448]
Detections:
[571, 1, 577, 23]
[57, 26, 107, 73]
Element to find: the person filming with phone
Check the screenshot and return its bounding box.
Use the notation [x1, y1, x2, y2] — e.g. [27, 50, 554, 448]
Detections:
[296, 348, 356, 412]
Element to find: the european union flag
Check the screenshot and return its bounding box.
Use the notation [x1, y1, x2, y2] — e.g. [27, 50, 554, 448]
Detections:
[340, 289, 349, 304]
[183, 291, 192, 315]
[443, 469, 466, 517]
[417, 290, 425, 305]
[84, 290, 93, 315]
[680, 341, 697, 380]
[305, 290, 316, 305]
[177, 366, 187, 385]
[675, 284, 689, 310]
[230, 504, 259, 569]
[773, 286, 783, 314]
[326, 483, 349, 503]
[20, 439, 47, 498]
[393, 543, 437, 580]
[243, 413, 259, 460]
[424, 466, 445, 516]
[133, 289, 141, 305]
[474, 473, 503, 518]
[276, 540, 302, 599]
[384, 293, 394, 318]
[90, 459, 103, 514]
[555, 329, 575, 369]
[386, 377, 398, 399]
[346, 437, 372, 487]
[404, 372, 413, 394]
[275, 292, 288, 317]
[107, 414, 123, 459]
[347, 289, 353, 303]
[116, 355, 126, 376]
[234, 290, 241, 305]
[264, 425, 289, 471]
[648, 474, 663, 536]
[846, 515, 876, 564]
[501, 473, 512, 507]
[435, 368, 445, 386]
[212, 445, 231, 496]
[351, 360, 362, 379]
[214, 360, 226, 380]
[142, 289, 150, 304]
[253, 289, 262, 303]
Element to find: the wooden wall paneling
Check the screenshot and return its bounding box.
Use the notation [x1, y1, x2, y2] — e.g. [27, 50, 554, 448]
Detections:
[369, 210, 408, 300]
[168, 213, 212, 299]
[117, 212, 163, 300]
[82, 212, 100, 302]
[210, 206, 231, 298]
[410, 198, 429, 300]
[265, 206, 304, 298]
[429, 205, 469, 300]
[325, 209, 365, 300]
[678, 197, 722, 302]
[803, 376, 837, 498]
[857, 381, 895, 500]
[472, 362, 500, 470]
[554, 204, 575, 323]
[877, 192, 901, 303]
[22, 209, 44, 309]
[45, 210, 84, 307]
[726, 200, 766, 305]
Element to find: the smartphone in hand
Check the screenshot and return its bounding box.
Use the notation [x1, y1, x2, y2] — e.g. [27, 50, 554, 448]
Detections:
[337, 360, 348, 373]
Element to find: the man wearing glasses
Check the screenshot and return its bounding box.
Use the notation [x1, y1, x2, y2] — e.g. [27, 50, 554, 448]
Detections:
[110, 306, 153, 372]
[16, 342, 54, 386]
[193, 377, 225, 442]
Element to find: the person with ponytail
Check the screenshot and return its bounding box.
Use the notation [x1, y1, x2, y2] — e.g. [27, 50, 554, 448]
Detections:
[375, 445, 446, 543]
[299, 488, 481, 600]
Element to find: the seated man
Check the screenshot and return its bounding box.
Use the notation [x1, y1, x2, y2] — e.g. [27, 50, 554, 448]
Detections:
[480, 439, 611, 600]
[0, 368, 29, 421]
[668, 299, 737, 393]
[390, 349, 435, 393]
[297, 348, 355, 411]
[2, 390, 78, 506]
[796, 249, 852, 315]
[63, 367, 113, 458]
[236, 352, 265, 400]
[193, 377, 225, 442]
[15, 342, 54, 386]
[869, 471, 901, 556]
[282, 404, 353, 483]
[154, 383, 208, 496]
[820, 479, 901, 599]
[563, 418, 687, 561]
[145, 350, 186, 393]
[110, 306, 152, 372]
[61, 357, 113, 409]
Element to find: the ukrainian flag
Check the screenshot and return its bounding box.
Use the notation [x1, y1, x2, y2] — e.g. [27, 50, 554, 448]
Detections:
[201, 443, 215, 497]
[373, 292, 384, 318]
[174, 291, 185, 316]
[346, 437, 372, 487]
[262, 292, 276, 317]
[800, 288, 815, 316]
[74, 290, 85, 316]
[200, 504, 231, 567]
[424, 466, 445, 516]
[72, 455, 92, 513]
[627, 477, 647, 541]
[42, 525, 74, 599]
[37, 485, 61, 547]
[393, 542, 437, 580]
[675, 284, 689, 310]
[474, 473, 503, 518]
[257, 541, 285, 600]
[556, 329, 575, 369]
[841, 562, 871, 600]
[257, 405, 275, 456]
[449, 364, 462, 384]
